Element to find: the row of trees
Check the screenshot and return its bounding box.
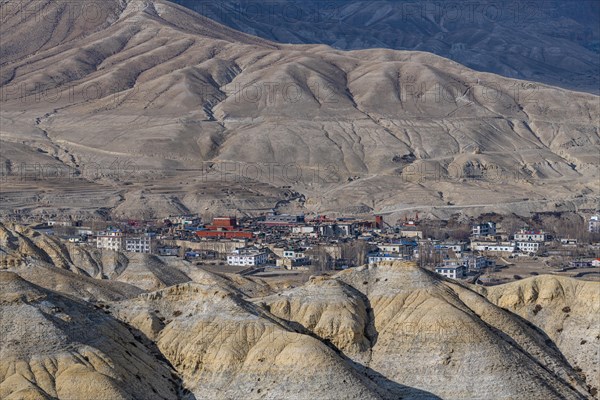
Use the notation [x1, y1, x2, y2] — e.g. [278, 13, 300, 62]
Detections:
[307, 241, 370, 272]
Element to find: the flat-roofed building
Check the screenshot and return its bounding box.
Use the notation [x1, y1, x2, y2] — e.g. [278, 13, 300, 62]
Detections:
[367, 252, 405, 264]
[96, 230, 124, 251]
[227, 246, 268, 266]
[435, 260, 467, 279]
[124, 234, 153, 254]
[514, 229, 549, 242]
[516, 241, 541, 254]
[471, 222, 496, 237]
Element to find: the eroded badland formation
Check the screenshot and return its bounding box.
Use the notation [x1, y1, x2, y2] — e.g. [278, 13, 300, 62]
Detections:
[1, 1, 599, 399]
[0, 222, 599, 399]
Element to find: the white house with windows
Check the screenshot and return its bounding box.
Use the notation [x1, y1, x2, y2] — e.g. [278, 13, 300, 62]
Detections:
[282, 249, 306, 260]
[227, 247, 268, 266]
[292, 226, 315, 234]
[559, 238, 578, 246]
[471, 240, 515, 254]
[96, 230, 124, 251]
[124, 235, 153, 254]
[462, 255, 488, 272]
[471, 222, 496, 237]
[435, 260, 467, 279]
[97, 231, 154, 254]
[439, 242, 468, 256]
[367, 252, 405, 264]
[516, 241, 541, 254]
[514, 229, 549, 242]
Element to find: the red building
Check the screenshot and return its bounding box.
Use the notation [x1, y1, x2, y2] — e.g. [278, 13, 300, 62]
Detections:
[375, 215, 383, 229]
[196, 217, 253, 239]
[196, 230, 253, 239]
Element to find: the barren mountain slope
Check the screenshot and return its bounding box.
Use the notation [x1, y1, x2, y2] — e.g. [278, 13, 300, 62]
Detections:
[479, 276, 600, 396]
[0, 272, 181, 400]
[1, 0, 598, 218]
[176, 0, 600, 93]
[259, 262, 595, 399]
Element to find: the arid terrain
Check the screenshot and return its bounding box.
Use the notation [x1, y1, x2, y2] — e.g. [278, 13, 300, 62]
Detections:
[1, 1, 599, 399]
[177, 0, 600, 94]
[1, 0, 598, 221]
[1, 223, 599, 399]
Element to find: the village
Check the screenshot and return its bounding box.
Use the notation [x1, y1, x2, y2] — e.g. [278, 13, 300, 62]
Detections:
[20, 212, 600, 285]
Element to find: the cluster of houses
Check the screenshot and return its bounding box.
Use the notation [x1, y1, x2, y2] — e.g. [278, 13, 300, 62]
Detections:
[29, 213, 600, 281]
[469, 223, 550, 256]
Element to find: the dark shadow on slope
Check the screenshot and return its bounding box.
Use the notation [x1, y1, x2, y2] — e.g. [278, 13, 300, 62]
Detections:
[350, 360, 444, 400]
[118, 319, 198, 400]
[259, 296, 442, 399]
[39, 292, 197, 400]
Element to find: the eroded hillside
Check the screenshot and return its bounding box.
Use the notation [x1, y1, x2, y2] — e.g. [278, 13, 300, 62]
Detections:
[1, 225, 598, 399]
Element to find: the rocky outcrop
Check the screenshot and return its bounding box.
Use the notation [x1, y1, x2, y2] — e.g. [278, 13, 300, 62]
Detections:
[0, 272, 180, 400]
[478, 276, 600, 396]
[2, 225, 598, 400]
[262, 262, 594, 399]
[258, 277, 372, 360]
[114, 282, 386, 399]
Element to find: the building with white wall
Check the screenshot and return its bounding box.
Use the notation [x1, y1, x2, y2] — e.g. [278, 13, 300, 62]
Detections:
[462, 255, 488, 272]
[514, 229, 549, 242]
[516, 241, 541, 254]
[435, 260, 467, 279]
[471, 222, 496, 237]
[471, 240, 515, 254]
[96, 230, 124, 251]
[227, 247, 268, 266]
[97, 230, 153, 253]
[124, 235, 153, 254]
[367, 252, 406, 264]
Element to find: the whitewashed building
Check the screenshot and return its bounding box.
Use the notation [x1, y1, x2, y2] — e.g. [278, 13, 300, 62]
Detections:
[292, 226, 315, 234]
[439, 242, 468, 255]
[283, 248, 307, 260]
[516, 241, 541, 254]
[514, 229, 549, 242]
[96, 230, 124, 251]
[170, 215, 201, 227]
[462, 255, 488, 272]
[124, 235, 153, 254]
[227, 247, 268, 266]
[367, 252, 405, 263]
[435, 260, 467, 279]
[471, 240, 515, 254]
[471, 222, 496, 237]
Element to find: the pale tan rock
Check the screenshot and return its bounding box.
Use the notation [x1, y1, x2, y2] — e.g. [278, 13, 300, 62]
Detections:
[478, 276, 600, 395]
[115, 282, 385, 399]
[0, 272, 179, 400]
[262, 261, 593, 399]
